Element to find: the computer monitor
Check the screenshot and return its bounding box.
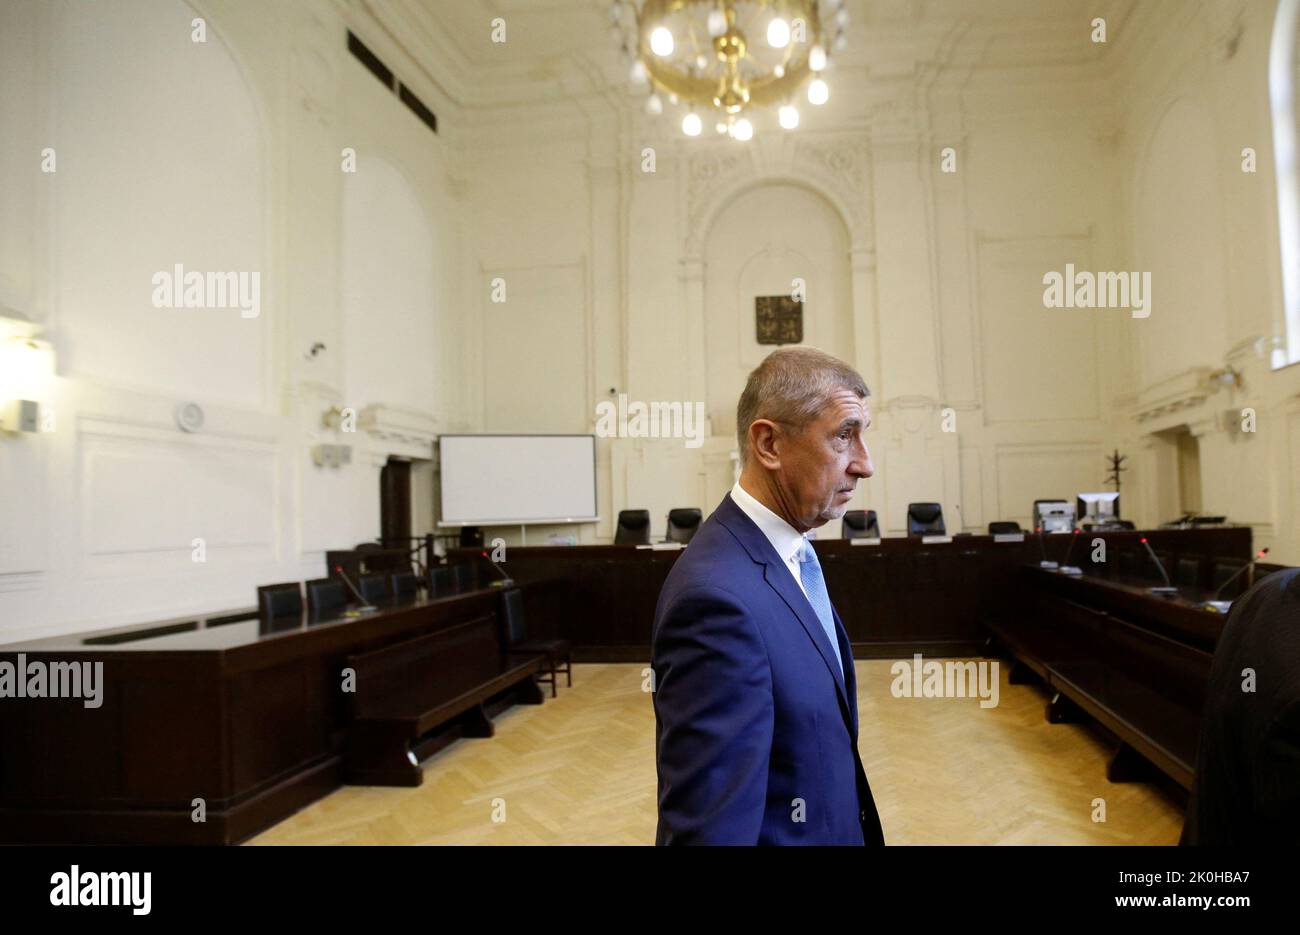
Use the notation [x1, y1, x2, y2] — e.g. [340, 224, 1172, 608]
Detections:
[1077, 492, 1120, 527]
[1033, 499, 1075, 533]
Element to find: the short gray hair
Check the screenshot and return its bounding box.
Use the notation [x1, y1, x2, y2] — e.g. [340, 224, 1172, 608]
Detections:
[736, 347, 870, 464]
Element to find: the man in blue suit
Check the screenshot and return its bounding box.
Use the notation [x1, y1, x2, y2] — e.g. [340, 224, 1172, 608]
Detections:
[652, 346, 885, 845]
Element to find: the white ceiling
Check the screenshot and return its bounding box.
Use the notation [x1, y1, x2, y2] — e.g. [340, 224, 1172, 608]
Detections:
[369, 0, 1140, 111]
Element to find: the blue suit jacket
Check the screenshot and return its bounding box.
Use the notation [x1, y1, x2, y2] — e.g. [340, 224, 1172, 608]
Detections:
[651, 493, 885, 845]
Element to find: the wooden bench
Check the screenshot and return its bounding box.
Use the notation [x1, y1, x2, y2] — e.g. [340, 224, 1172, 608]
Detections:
[344, 616, 545, 786]
[985, 580, 1212, 791]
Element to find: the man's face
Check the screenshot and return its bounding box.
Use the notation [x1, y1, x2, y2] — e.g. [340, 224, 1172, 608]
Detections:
[777, 389, 874, 530]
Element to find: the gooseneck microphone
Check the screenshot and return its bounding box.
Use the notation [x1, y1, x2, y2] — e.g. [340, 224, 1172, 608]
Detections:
[334, 565, 378, 613]
[1212, 548, 1270, 600]
[480, 551, 515, 588]
[1138, 538, 1178, 598]
[1059, 528, 1083, 575]
[1035, 526, 1058, 570]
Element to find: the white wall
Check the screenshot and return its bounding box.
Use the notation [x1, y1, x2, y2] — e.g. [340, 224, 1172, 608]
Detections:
[1113, 0, 1300, 561]
[0, 0, 471, 641]
[5, 0, 1297, 641]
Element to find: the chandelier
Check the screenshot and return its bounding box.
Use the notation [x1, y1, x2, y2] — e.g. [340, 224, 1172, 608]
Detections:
[610, 0, 849, 141]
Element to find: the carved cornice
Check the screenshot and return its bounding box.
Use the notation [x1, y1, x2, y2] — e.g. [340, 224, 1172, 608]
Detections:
[359, 403, 438, 450]
[1132, 367, 1214, 423]
[682, 135, 873, 256]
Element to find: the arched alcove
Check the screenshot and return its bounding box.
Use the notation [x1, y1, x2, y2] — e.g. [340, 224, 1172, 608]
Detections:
[702, 182, 855, 437]
[1132, 98, 1228, 384]
[52, 0, 266, 407]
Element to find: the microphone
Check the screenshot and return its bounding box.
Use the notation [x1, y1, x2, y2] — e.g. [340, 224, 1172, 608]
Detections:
[952, 504, 971, 537]
[1207, 548, 1270, 610]
[1138, 538, 1178, 598]
[334, 565, 378, 614]
[1058, 528, 1083, 575]
[1035, 526, 1058, 570]
[479, 551, 515, 588]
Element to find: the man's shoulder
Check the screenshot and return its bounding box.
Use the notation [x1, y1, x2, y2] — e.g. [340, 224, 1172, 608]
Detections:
[664, 512, 749, 580]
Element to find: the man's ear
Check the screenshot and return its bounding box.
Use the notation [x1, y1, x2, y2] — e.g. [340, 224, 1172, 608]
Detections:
[749, 419, 783, 470]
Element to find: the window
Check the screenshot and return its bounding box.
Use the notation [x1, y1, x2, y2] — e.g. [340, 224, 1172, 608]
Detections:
[1271, 0, 1300, 367]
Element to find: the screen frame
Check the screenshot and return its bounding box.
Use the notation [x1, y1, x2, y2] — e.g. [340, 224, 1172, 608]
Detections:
[435, 433, 599, 527]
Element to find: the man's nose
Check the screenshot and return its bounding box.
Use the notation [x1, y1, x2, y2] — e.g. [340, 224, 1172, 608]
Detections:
[850, 444, 874, 479]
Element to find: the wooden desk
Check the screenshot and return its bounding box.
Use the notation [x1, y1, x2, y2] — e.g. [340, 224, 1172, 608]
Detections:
[454, 527, 1251, 661]
[986, 566, 1236, 790]
[0, 586, 521, 844]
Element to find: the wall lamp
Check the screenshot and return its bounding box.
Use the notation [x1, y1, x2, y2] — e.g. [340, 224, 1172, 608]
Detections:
[0, 310, 55, 435]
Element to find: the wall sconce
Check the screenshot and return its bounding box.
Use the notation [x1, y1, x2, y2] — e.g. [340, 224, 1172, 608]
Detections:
[1207, 365, 1243, 391]
[0, 311, 55, 435]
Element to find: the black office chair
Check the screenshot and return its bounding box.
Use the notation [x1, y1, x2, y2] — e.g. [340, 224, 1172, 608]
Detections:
[257, 582, 303, 621]
[665, 508, 703, 544]
[1174, 556, 1201, 588]
[428, 566, 453, 597]
[358, 574, 388, 606]
[305, 577, 348, 619]
[841, 509, 879, 539]
[451, 563, 475, 593]
[906, 502, 946, 537]
[614, 509, 652, 546]
[1114, 520, 1135, 530]
[500, 587, 572, 699]
[988, 521, 1021, 535]
[390, 572, 419, 604]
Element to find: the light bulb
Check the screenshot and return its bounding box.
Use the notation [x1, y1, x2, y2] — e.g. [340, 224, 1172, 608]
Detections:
[707, 9, 727, 37]
[650, 26, 674, 57]
[809, 44, 827, 71]
[682, 112, 702, 136]
[767, 17, 790, 48]
[808, 78, 829, 106]
[630, 60, 647, 85]
[779, 105, 800, 129]
[731, 117, 753, 141]
[774, 64, 785, 78]
[645, 94, 663, 116]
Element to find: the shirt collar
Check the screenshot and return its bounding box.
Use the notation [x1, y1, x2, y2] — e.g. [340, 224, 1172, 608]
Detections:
[730, 480, 807, 566]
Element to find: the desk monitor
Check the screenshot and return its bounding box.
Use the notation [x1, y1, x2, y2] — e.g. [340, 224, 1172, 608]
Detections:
[1033, 499, 1075, 534]
[1077, 491, 1120, 527]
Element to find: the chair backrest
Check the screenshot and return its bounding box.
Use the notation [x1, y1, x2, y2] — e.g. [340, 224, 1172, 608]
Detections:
[665, 508, 703, 544]
[1174, 556, 1202, 588]
[907, 502, 946, 536]
[358, 574, 388, 605]
[500, 587, 527, 644]
[428, 566, 452, 598]
[614, 509, 652, 546]
[306, 577, 348, 619]
[451, 563, 475, 593]
[841, 509, 879, 539]
[390, 572, 419, 604]
[988, 520, 1021, 535]
[257, 582, 303, 621]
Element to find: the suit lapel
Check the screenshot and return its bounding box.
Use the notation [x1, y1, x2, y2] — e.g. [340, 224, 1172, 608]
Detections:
[832, 605, 859, 737]
[714, 494, 853, 726]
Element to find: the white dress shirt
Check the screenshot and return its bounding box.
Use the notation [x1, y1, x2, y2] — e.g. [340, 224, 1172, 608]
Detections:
[730, 480, 809, 598]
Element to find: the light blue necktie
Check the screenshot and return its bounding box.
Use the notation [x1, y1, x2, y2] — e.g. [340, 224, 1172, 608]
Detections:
[797, 539, 844, 684]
